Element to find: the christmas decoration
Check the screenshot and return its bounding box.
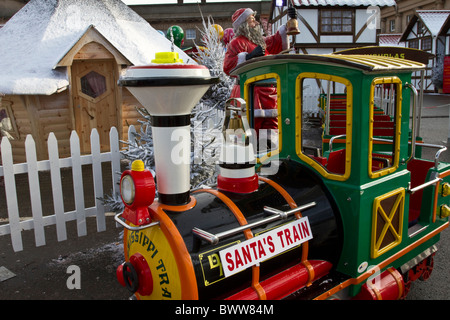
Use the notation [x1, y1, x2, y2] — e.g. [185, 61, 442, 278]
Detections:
[102, 15, 233, 212]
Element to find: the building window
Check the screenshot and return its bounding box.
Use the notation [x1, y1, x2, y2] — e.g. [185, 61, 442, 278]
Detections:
[421, 37, 432, 51]
[389, 20, 395, 32]
[186, 29, 196, 40]
[406, 15, 412, 24]
[409, 39, 419, 49]
[80, 71, 106, 99]
[417, 21, 425, 35]
[320, 9, 353, 34]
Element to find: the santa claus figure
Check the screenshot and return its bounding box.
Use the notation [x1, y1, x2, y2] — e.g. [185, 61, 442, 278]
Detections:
[224, 7, 297, 132]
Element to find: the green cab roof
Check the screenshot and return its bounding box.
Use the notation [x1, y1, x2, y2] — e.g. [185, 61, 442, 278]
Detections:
[230, 54, 426, 76]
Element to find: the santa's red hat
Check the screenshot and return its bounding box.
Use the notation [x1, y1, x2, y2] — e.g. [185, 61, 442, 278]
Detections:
[232, 8, 255, 31]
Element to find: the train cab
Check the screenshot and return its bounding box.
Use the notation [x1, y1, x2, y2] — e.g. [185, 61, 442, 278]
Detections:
[230, 53, 450, 298]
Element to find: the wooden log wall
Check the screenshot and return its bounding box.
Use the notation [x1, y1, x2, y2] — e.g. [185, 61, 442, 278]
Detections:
[2, 88, 144, 164]
[121, 87, 144, 140]
[2, 92, 72, 163]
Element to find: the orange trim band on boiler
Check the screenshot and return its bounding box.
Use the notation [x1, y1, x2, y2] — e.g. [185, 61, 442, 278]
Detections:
[258, 176, 297, 209]
[150, 201, 199, 300]
[366, 279, 382, 300]
[193, 189, 253, 239]
[193, 189, 266, 300]
[258, 176, 312, 277]
[258, 176, 310, 260]
[387, 267, 404, 299]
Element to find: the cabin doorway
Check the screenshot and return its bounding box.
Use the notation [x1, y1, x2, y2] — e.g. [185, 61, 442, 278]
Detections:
[71, 59, 119, 153]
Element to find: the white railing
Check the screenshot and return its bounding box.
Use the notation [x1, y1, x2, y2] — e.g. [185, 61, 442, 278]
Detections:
[374, 85, 396, 118]
[0, 128, 122, 252]
[302, 85, 321, 117]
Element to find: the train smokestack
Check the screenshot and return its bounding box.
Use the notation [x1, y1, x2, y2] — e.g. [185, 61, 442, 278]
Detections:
[119, 52, 218, 205]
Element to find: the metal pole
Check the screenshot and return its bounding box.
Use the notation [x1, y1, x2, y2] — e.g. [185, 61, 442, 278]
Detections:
[406, 82, 418, 160]
[417, 70, 425, 138]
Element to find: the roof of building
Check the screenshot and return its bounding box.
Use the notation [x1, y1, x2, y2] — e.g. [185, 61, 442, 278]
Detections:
[292, 0, 395, 6]
[438, 12, 450, 36]
[0, 0, 193, 95]
[378, 34, 404, 47]
[400, 10, 450, 42]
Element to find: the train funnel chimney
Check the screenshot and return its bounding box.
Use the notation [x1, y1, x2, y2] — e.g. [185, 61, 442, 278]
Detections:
[119, 52, 218, 205]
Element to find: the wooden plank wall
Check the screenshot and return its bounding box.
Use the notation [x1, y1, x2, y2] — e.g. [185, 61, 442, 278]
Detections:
[3, 92, 72, 163]
[2, 89, 143, 163]
[121, 87, 144, 141]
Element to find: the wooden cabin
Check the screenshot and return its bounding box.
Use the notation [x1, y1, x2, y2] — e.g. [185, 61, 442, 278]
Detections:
[0, 0, 193, 163]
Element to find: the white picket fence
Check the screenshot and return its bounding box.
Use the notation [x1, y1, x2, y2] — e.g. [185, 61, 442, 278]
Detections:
[302, 84, 321, 117]
[0, 127, 122, 252]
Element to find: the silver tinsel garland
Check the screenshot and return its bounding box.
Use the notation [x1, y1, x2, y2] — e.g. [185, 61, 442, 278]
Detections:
[101, 15, 233, 212]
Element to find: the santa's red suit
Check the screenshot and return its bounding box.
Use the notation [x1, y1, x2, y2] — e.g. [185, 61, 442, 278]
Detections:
[224, 8, 288, 132]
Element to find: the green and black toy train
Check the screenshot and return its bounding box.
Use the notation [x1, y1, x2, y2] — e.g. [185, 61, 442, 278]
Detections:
[114, 51, 449, 300]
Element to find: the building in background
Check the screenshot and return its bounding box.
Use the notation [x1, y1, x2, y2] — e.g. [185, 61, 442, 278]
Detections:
[380, 0, 450, 35]
[400, 10, 450, 91]
[269, 0, 396, 55]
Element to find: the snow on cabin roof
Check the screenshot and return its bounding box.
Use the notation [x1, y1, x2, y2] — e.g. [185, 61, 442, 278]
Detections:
[292, 0, 395, 6]
[0, 0, 193, 96]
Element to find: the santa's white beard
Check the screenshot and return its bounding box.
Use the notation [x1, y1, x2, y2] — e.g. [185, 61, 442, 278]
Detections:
[236, 23, 266, 50]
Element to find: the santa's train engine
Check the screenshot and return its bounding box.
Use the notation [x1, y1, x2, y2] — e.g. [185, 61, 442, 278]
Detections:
[115, 51, 450, 300]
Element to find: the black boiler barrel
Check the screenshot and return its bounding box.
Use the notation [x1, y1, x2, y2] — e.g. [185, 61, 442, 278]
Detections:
[164, 159, 343, 299]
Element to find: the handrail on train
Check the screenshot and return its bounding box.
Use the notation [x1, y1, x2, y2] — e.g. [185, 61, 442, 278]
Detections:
[330, 135, 446, 170]
[371, 138, 447, 170]
[329, 134, 445, 194]
[329, 134, 346, 153]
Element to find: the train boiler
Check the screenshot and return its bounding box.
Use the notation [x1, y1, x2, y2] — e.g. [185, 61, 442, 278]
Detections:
[115, 51, 450, 300]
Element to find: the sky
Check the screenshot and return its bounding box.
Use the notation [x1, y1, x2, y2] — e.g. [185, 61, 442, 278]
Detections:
[122, 0, 264, 5]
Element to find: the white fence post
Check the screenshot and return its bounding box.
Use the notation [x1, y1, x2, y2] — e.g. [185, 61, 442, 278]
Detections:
[48, 132, 67, 242]
[0, 127, 123, 252]
[91, 128, 105, 232]
[25, 134, 45, 247]
[127, 125, 137, 146]
[1, 136, 23, 252]
[70, 130, 87, 237]
[110, 127, 120, 196]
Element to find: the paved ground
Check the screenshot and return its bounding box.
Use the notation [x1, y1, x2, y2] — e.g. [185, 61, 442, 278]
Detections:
[0, 217, 128, 299]
[0, 93, 449, 300]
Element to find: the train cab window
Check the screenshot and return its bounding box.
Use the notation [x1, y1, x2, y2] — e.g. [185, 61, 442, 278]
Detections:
[244, 73, 281, 159]
[296, 73, 352, 181]
[369, 77, 402, 178]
